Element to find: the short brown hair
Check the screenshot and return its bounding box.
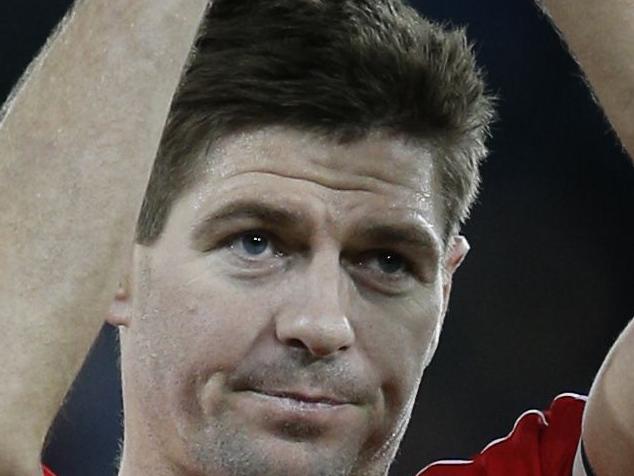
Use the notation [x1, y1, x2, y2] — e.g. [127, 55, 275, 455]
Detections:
[136, 0, 495, 245]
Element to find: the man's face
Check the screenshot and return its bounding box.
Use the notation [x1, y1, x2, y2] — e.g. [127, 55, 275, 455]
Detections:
[117, 127, 465, 476]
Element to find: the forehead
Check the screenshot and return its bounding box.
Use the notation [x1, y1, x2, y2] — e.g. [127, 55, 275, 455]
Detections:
[171, 127, 445, 244]
[205, 127, 437, 192]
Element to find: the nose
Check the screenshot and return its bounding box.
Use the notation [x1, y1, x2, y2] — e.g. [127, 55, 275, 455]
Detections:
[275, 252, 355, 358]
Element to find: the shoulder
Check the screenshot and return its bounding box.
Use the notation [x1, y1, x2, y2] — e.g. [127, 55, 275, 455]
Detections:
[417, 394, 586, 476]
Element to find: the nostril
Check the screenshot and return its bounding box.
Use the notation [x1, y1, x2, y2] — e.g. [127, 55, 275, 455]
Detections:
[276, 313, 355, 358]
[286, 338, 307, 350]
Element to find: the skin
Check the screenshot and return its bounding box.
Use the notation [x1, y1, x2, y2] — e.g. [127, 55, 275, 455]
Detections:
[0, 0, 209, 473]
[0, 1, 631, 475]
[541, 0, 634, 156]
[109, 127, 468, 476]
[540, 1, 634, 474]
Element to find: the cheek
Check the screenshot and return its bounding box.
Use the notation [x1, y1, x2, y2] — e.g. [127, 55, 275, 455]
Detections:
[356, 287, 443, 417]
[129, 261, 278, 390]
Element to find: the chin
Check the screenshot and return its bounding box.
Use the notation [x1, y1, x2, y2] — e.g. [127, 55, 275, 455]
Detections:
[183, 422, 384, 476]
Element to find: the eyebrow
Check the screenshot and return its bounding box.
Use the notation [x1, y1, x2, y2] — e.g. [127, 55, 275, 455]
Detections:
[191, 199, 441, 255]
[352, 222, 441, 254]
[190, 200, 305, 242]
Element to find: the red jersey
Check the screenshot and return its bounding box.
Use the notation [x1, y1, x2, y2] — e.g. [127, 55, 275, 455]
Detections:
[43, 394, 587, 476]
[419, 393, 587, 476]
[42, 465, 56, 476]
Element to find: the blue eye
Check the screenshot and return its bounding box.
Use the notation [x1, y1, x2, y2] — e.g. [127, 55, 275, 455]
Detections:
[376, 252, 406, 274]
[240, 233, 270, 255]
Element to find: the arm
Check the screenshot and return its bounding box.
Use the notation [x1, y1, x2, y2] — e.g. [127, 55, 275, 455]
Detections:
[539, 1, 634, 474]
[0, 0, 209, 473]
[581, 322, 634, 475]
[539, 0, 634, 157]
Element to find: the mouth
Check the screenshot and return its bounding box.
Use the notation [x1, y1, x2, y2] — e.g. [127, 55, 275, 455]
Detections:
[252, 389, 349, 407]
[229, 385, 365, 439]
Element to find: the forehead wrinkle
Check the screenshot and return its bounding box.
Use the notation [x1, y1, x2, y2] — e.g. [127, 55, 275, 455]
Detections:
[207, 169, 418, 232]
[220, 169, 414, 196]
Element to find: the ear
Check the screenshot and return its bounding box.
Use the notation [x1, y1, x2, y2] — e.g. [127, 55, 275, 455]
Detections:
[441, 235, 470, 317]
[106, 263, 133, 328]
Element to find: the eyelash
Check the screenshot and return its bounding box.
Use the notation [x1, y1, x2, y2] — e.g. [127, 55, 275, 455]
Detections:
[347, 251, 421, 295]
[213, 230, 422, 290]
[357, 251, 413, 277]
[226, 230, 285, 258]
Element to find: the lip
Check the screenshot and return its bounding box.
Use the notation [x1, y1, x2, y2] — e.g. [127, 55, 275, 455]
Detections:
[231, 387, 363, 438]
[249, 389, 350, 406]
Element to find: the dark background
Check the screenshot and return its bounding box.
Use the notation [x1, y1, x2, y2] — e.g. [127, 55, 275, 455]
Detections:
[2, 1, 633, 475]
